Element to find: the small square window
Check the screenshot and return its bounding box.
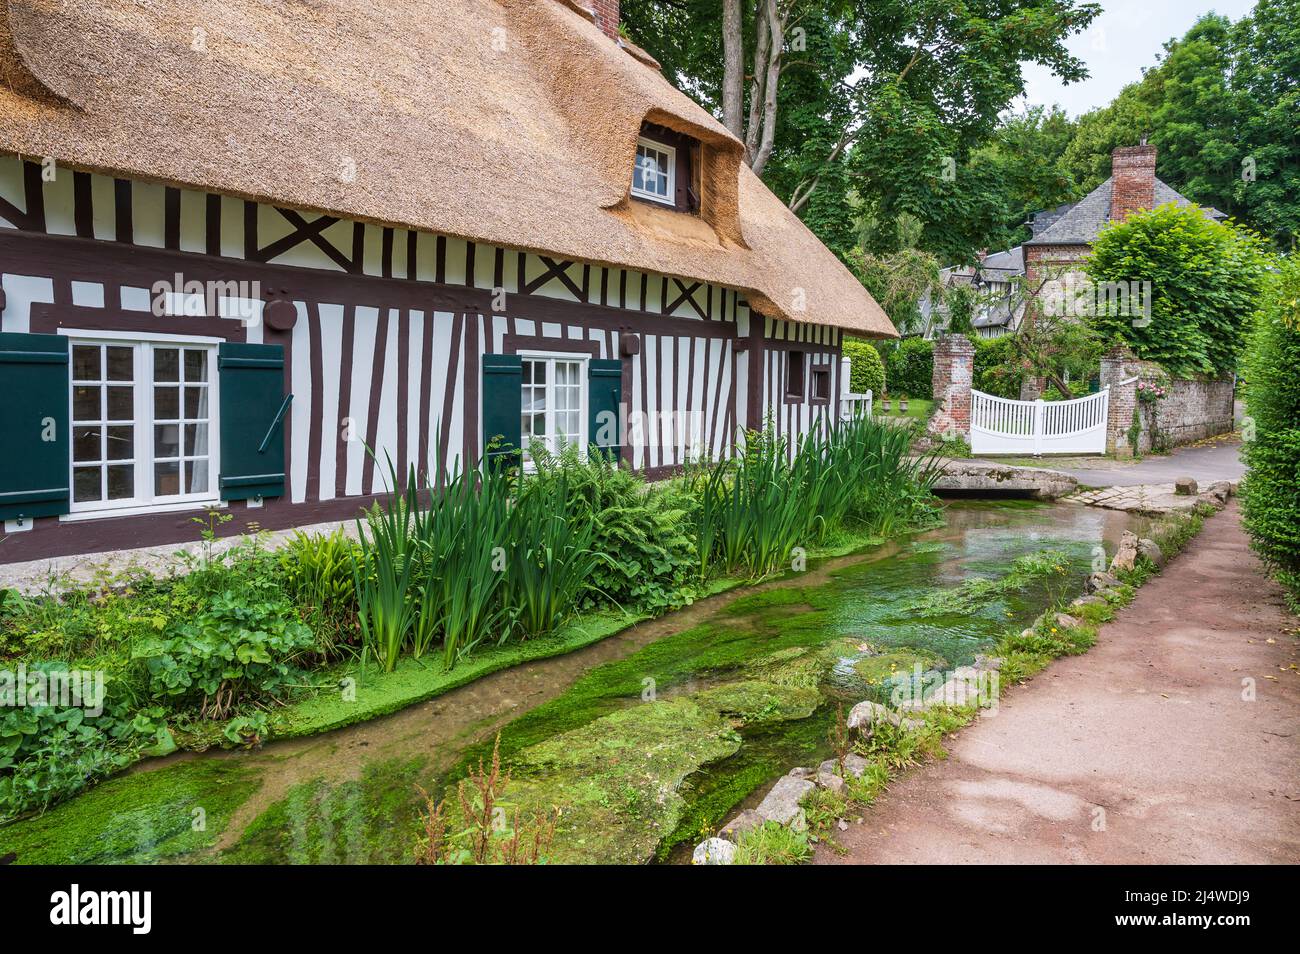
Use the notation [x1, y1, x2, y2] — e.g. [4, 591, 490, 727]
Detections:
[787, 350, 806, 398]
[812, 368, 831, 401]
[631, 138, 676, 206]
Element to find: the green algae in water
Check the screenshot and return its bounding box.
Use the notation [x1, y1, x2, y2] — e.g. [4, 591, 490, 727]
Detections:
[448, 503, 1116, 862]
[493, 698, 742, 865]
[5, 501, 1129, 865]
[0, 759, 260, 865]
[224, 757, 427, 865]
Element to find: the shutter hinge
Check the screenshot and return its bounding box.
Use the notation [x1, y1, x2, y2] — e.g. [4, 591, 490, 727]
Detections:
[257, 393, 294, 454]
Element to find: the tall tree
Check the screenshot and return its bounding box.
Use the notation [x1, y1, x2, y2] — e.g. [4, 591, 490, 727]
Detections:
[969, 106, 1082, 248]
[1061, 0, 1299, 248]
[622, 0, 1101, 263]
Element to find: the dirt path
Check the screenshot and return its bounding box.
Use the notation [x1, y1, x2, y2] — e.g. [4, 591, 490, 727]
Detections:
[815, 501, 1300, 865]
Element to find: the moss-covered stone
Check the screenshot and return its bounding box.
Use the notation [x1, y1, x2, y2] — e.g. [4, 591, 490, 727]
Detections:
[852, 649, 947, 687]
[487, 698, 740, 864]
[693, 679, 822, 726]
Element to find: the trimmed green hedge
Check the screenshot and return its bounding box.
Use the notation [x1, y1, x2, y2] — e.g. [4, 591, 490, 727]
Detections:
[842, 337, 885, 396]
[876, 337, 933, 399]
[1242, 258, 1300, 610]
[1086, 204, 1272, 377]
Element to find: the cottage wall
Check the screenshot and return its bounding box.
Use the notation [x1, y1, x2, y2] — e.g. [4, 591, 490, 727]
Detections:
[0, 156, 844, 562]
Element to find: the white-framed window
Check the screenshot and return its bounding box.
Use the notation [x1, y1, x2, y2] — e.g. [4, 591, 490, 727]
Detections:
[519, 352, 588, 465]
[69, 336, 219, 514]
[631, 137, 676, 205]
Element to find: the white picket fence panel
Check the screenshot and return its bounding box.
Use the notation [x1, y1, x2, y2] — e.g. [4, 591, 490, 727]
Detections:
[839, 356, 873, 420]
[841, 389, 873, 421]
[971, 388, 1109, 456]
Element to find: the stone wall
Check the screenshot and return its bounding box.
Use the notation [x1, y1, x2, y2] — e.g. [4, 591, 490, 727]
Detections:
[1153, 376, 1237, 447]
[1099, 346, 1235, 456]
[928, 334, 975, 441]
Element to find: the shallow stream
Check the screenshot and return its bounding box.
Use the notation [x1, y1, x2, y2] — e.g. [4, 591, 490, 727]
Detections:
[0, 500, 1140, 865]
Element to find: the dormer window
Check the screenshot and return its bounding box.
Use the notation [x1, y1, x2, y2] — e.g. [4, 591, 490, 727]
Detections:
[632, 138, 675, 205]
[630, 123, 699, 213]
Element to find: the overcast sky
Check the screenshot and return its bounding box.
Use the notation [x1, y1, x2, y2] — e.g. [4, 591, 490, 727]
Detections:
[1017, 0, 1259, 118]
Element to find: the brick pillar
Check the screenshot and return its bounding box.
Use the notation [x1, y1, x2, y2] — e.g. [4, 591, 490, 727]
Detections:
[928, 334, 975, 442]
[1100, 344, 1143, 457]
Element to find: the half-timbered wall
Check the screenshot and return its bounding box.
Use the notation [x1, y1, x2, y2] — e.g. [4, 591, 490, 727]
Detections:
[0, 156, 842, 560]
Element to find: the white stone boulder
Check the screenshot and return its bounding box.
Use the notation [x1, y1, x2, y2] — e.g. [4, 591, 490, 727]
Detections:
[847, 700, 922, 731]
[1137, 538, 1165, 568]
[814, 770, 847, 795]
[818, 754, 870, 779]
[692, 837, 737, 865]
[719, 809, 765, 841]
[1086, 570, 1122, 593]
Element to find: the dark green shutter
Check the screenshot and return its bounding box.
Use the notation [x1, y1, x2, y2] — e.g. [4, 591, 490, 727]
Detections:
[0, 333, 70, 521]
[482, 354, 522, 469]
[589, 358, 623, 461]
[218, 343, 289, 501]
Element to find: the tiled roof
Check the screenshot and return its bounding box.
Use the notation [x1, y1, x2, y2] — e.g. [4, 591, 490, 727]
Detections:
[1025, 178, 1226, 246]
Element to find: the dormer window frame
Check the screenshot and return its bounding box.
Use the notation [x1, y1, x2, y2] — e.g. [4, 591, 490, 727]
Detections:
[632, 137, 677, 207]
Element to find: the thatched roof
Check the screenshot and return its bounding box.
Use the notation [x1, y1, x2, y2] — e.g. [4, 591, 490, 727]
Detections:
[0, 0, 894, 337]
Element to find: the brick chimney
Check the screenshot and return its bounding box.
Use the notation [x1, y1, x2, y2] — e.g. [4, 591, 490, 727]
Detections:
[1109, 143, 1157, 222]
[591, 0, 620, 39]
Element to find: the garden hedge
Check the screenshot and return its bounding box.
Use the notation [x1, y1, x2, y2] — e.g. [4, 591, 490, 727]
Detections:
[876, 337, 933, 399]
[842, 337, 885, 396]
[971, 335, 1022, 398]
[1086, 204, 1272, 377]
[1242, 257, 1300, 609]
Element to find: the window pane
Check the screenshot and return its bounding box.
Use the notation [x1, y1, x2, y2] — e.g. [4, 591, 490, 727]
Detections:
[184, 423, 208, 457]
[106, 386, 134, 421]
[107, 465, 134, 500]
[187, 459, 209, 494]
[154, 423, 181, 459]
[521, 362, 532, 385]
[154, 348, 179, 382]
[183, 349, 207, 383]
[184, 386, 208, 419]
[73, 426, 100, 463]
[73, 386, 101, 421]
[72, 346, 100, 381]
[154, 460, 180, 497]
[106, 347, 133, 381]
[106, 425, 135, 461]
[154, 386, 179, 420]
[73, 467, 101, 503]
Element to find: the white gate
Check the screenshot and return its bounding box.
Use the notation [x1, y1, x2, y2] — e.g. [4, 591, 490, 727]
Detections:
[970, 388, 1109, 456]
